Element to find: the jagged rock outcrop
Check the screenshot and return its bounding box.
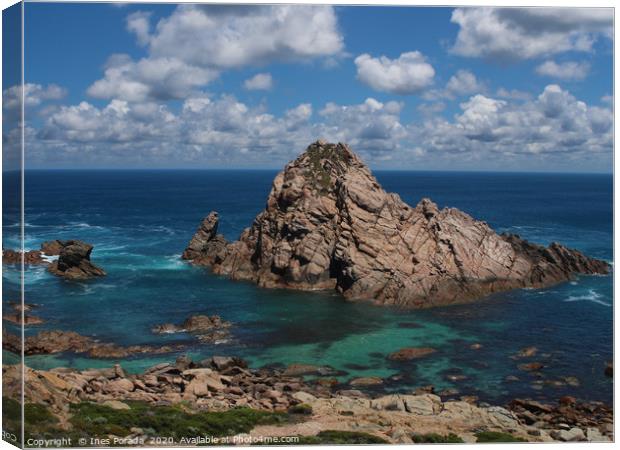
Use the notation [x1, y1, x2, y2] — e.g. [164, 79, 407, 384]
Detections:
[183, 141, 609, 308]
[40, 240, 64, 256]
[47, 240, 106, 280]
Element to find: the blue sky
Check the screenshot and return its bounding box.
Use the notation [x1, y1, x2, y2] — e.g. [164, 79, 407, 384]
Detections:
[3, 3, 614, 171]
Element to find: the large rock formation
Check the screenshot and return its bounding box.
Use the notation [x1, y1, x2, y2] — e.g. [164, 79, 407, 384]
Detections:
[47, 240, 106, 280]
[183, 141, 609, 308]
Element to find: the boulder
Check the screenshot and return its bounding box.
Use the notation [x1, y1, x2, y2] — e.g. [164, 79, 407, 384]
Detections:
[40, 240, 64, 256]
[102, 400, 131, 410]
[283, 364, 334, 377]
[516, 346, 538, 358]
[183, 141, 609, 308]
[47, 240, 106, 280]
[208, 356, 247, 371]
[518, 362, 544, 372]
[551, 427, 586, 442]
[349, 376, 383, 386]
[388, 347, 436, 361]
[151, 315, 231, 343]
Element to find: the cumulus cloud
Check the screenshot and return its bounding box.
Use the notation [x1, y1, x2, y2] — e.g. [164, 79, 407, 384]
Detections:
[354, 52, 435, 95]
[535, 60, 590, 81]
[424, 69, 485, 100]
[451, 7, 612, 61]
[318, 98, 406, 152]
[28, 82, 611, 169]
[3, 83, 66, 112]
[495, 88, 533, 101]
[87, 54, 217, 102]
[141, 5, 343, 68]
[126, 11, 152, 46]
[244, 73, 273, 91]
[40, 99, 178, 143]
[92, 5, 344, 102]
[412, 84, 612, 160]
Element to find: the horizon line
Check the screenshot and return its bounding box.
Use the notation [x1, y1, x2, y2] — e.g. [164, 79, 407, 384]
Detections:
[2, 168, 613, 176]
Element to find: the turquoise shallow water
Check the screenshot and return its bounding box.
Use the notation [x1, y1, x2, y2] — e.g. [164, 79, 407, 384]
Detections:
[2, 170, 613, 405]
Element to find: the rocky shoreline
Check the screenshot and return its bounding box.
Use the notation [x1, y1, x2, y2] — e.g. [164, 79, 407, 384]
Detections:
[183, 141, 609, 308]
[2, 313, 233, 358]
[3, 355, 612, 444]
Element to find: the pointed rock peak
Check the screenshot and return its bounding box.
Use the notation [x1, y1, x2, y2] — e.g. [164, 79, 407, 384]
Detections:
[297, 141, 362, 171]
[416, 198, 440, 219]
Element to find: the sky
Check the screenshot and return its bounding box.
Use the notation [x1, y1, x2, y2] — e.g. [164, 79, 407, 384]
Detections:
[2, 3, 614, 171]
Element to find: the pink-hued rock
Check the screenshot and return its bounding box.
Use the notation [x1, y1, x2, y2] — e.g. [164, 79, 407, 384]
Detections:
[183, 141, 609, 308]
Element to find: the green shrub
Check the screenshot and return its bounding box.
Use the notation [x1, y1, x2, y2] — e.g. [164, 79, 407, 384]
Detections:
[475, 431, 526, 442]
[25, 403, 58, 425]
[412, 432, 464, 443]
[69, 401, 289, 439]
[297, 430, 388, 445]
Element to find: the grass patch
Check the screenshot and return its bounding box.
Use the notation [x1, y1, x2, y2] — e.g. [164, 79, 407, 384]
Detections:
[412, 432, 465, 443]
[3, 397, 64, 446]
[296, 430, 388, 445]
[475, 431, 526, 443]
[304, 144, 347, 194]
[25, 403, 58, 426]
[2, 397, 21, 445]
[69, 401, 289, 440]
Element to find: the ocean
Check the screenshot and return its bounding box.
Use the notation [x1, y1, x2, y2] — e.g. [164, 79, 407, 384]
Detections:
[2, 170, 613, 405]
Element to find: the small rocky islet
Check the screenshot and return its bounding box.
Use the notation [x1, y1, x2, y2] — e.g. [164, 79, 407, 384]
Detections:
[2, 141, 613, 443]
[2, 239, 106, 280]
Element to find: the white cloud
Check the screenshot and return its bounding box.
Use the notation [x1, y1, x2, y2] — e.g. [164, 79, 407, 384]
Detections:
[318, 98, 406, 152]
[451, 7, 612, 61]
[446, 70, 485, 96]
[423, 69, 485, 100]
[87, 54, 217, 102]
[92, 5, 344, 102]
[535, 60, 590, 81]
[145, 5, 343, 68]
[244, 73, 273, 91]
[3, 83, 66, 112]
[411, 84, 612, 160]
[28, 84, 611, 170]
[495, 87, 533, 101]
[354, 52, 435, 95]
[126, 11, 152, 46]
[40, 99, 178, 143]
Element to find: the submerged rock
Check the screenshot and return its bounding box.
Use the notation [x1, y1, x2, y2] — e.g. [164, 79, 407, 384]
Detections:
[604, 362, 612, 377]
[47, 240, 106, 280]
[183, 141, 609, 308]
[151, 314, 232, 343]
[3, 313, 44, 326]
[388, 347, 437, 361]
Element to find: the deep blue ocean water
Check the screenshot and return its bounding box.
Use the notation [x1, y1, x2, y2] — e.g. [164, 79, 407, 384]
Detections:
[2, 170, 613, 405]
